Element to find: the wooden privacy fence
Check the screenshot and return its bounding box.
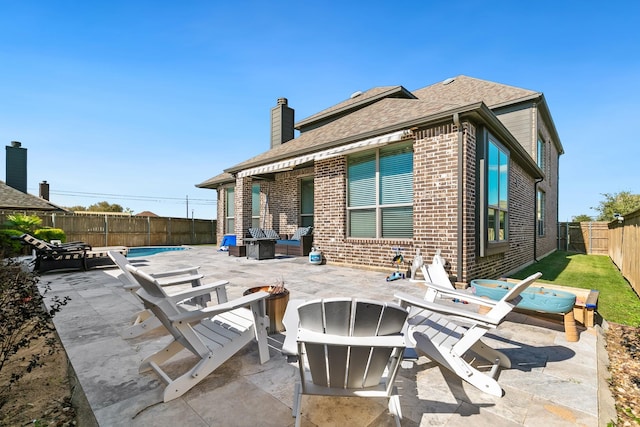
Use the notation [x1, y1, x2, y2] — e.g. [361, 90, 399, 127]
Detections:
[557, 221, 609, 255]
[608, 208, 640, 296]
[1, 211, 216, 248]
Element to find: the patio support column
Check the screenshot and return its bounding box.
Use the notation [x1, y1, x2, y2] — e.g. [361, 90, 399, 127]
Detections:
[235, 176, 253, 244]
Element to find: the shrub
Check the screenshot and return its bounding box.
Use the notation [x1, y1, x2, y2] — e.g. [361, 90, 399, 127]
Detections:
[0, 229, 25, 257]
[0, 259, 70, 409]
[3, 214, 42, 234]
[34, 228, 66, 243]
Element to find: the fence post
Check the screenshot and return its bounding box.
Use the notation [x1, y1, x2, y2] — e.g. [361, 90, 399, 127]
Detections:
[147, 216, 151, 246]
[104, 215, 108, 246]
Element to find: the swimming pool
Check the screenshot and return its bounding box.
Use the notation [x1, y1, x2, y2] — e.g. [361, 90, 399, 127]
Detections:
[126, 246, 189, 258]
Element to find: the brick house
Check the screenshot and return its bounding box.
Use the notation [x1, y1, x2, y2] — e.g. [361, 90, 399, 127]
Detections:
[197, 76, 563, 282]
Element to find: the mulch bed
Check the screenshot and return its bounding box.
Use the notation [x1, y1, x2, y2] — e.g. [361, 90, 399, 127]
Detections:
[605, 322, 640, 425]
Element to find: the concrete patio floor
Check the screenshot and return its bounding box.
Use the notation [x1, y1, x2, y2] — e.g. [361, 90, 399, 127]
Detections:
[37, 246, 615, 426]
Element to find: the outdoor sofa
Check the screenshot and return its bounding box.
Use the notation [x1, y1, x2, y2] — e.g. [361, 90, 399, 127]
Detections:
[246, 227, 313, 257]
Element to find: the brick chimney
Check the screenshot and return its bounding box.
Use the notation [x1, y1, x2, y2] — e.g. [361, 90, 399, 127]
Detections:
[39, 180, 50, 200]
[270, 98, 294, 148]
[6, 141, 27, 193]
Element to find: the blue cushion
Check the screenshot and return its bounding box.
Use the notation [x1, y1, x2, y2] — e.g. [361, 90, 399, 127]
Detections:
[276, 239, 300, 246]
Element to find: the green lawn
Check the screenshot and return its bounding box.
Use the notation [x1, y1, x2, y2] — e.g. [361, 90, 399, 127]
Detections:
[511, 251, 640, 326]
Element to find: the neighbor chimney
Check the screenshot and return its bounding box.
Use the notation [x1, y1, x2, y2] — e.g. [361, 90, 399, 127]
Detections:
[39, 180, 50, 200]
[6, 141, 27, 193]
[270, 98, 294, 148]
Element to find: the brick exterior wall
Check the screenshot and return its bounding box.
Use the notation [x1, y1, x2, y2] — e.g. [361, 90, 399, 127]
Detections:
[217, 167, 316, 245]
[218, 116, 557, 281]
[469, 161, 536, 279]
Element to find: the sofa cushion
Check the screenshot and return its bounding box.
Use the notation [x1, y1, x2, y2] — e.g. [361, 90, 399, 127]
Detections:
[248, 228, 266, 239]
[275, 239, 299, 246]
[263, 229, 280, 239]
[292, 226, 313, 241]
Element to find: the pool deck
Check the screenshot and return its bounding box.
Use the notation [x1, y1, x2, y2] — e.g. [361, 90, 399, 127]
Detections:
[38, 246, 616, 426]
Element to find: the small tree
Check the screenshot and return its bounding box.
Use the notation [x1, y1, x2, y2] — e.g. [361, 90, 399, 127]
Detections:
[572, 214, 594, 222]
[593, 191, 640, 221]
[3, 214, 43, 234]
[87, 201, 125, 212]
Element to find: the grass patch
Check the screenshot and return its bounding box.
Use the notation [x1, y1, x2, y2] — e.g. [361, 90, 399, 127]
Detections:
[511, 251, 640, 326]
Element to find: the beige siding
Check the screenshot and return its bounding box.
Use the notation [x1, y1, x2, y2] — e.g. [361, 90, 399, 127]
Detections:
[495, 104, 535, 156]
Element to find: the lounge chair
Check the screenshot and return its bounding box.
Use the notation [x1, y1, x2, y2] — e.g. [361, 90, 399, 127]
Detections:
[126, 263, 271, 402]
[19, 233, 126, 274]
[395, 272, 542, 397]
[281, 298, 408, 427]
[108, 251, 222, 338]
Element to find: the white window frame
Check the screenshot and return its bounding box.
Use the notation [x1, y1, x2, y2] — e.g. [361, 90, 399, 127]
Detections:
[300, 177, 314, 227]
[251, 183, 260, 228]
[225, 187, 235, 234]
[537, 137, 546, 173]
[346, 142, 413, 239]
[537, 189, 546, 237]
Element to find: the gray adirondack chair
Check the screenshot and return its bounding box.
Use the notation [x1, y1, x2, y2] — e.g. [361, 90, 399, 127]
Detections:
[108, 250, 224, 338]
[126, 263, 271, 401]
[282, 298, 408, 427]
[395, 272, 542, 397]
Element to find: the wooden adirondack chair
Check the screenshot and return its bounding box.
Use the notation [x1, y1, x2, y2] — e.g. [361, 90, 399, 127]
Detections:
[282, 298, 408, 427]
[108, 250, 224, 338]
[126, 264, 271, 402]
[395, 272, 542, 397]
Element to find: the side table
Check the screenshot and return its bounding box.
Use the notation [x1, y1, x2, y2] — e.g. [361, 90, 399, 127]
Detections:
[244, 238, 276, 260]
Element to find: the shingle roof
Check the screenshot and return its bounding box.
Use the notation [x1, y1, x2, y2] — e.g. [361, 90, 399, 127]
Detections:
[197, 75, 551, 188]
[295, 85, 415, 130]
[223, 97, 460, 174]
[0, 180, 66, 211]
[412, 75, 540, 107]
[196, 172, 235, 188]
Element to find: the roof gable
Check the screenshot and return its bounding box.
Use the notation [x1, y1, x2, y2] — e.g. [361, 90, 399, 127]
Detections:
[295, 85, 416, 132]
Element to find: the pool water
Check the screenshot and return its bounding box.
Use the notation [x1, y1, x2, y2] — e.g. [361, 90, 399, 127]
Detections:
[126, 246, 189, 258]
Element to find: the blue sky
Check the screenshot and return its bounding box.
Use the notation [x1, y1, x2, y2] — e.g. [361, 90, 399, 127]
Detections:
[1, 1, 638, 220]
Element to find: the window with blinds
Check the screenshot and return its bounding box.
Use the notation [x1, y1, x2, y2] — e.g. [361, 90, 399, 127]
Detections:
[251, 184, 260, 228]
[300, 177, 314, 227]
[225, 187, 235, 234]
[347, 142, 413, 238]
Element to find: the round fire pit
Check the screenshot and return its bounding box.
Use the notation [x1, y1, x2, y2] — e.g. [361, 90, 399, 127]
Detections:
[243, 286, 290, 334]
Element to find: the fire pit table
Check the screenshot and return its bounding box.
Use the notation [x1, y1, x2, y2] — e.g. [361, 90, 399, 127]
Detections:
[244, 238, 276, 260]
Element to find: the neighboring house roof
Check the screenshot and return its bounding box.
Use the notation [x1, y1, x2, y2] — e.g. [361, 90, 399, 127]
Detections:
[135, 211, 159, 217]
[0, 180, 67, 211]
[197, 75, 559, 189]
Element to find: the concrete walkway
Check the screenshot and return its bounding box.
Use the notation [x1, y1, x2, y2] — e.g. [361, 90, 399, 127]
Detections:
[38, 246, 613, 426]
